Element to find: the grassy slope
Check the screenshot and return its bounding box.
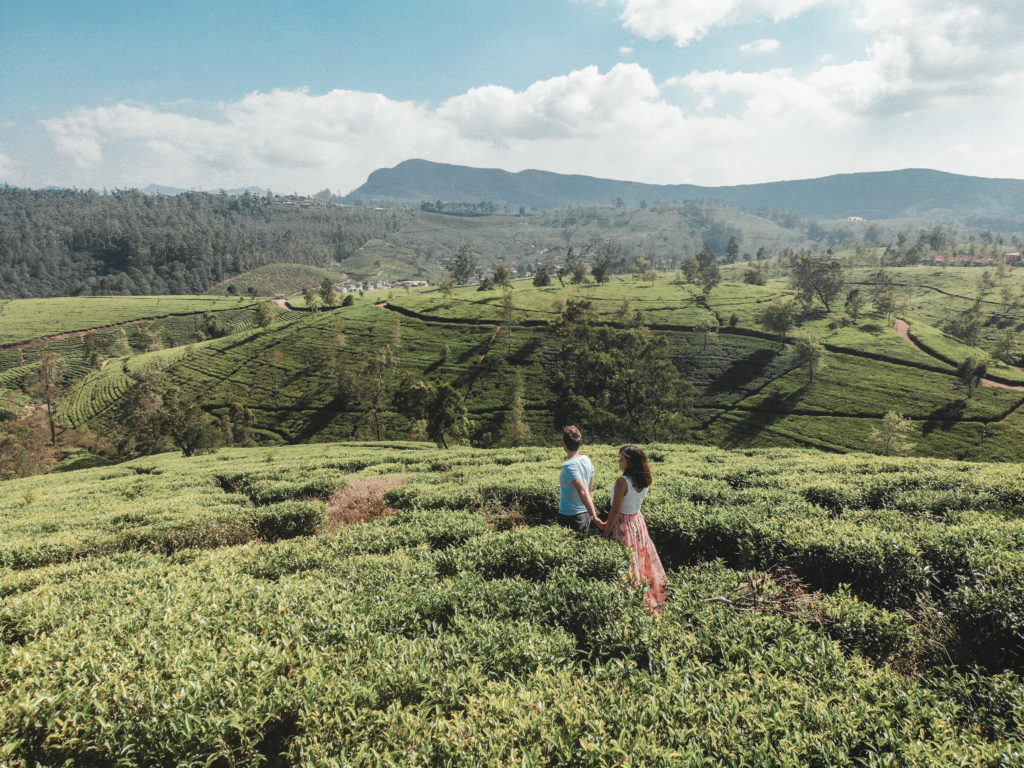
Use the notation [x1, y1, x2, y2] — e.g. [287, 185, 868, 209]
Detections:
[340, 239, 445, 283]
[0, 442, 1022, 765]
[0, 296, 251, 346]
[16, 264, 1024, 460]
[0, 299, 289, 406]
[206, 263, 348, 297]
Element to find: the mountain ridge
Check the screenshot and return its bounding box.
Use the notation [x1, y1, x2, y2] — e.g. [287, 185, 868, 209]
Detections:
[343, 159, 1024, 223]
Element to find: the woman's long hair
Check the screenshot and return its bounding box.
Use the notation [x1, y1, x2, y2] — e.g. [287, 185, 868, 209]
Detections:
[620, 444, 653, 490]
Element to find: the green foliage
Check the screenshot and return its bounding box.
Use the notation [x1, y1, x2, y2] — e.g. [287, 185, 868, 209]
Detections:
[550, 299, 693, 441]
[1, 443, 1024, 764]
[791, 252, 844, 311]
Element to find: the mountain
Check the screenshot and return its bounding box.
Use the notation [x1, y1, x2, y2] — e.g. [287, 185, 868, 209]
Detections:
[344, 160, 1024, 223]
[143, 184, 267, 196]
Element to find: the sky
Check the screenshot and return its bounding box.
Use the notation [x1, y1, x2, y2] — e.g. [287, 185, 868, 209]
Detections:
[1, 0, 1022, 195]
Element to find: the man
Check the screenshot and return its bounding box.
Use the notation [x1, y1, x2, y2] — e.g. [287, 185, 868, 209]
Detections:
[558, 425, 597, 532]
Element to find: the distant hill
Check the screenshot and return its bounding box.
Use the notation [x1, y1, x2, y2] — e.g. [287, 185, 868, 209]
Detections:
[344, 160, 1024, 224]
[143, 184, 267, 196]
[206, 263, 348, 297]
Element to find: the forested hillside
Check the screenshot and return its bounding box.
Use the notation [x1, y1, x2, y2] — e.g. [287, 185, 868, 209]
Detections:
[9, 184, 1016, 300]
[0, 187, 406, 297]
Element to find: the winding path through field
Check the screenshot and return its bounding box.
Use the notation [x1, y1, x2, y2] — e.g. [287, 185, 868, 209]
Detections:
[893, 319, 1024, 391]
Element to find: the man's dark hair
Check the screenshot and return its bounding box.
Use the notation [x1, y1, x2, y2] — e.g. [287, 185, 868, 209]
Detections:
[563, 425, 582, 452]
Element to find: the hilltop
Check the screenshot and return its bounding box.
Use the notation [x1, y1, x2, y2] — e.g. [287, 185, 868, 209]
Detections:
[206, 263, 348, 297]
[345, 159, 1024, 224]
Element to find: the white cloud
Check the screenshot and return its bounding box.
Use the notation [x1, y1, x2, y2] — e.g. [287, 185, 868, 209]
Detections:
[619, 46, 634, 54]
[613, 0, 825, 46]
[20, 0, 1024, 198]
[740, 38, 781, 53]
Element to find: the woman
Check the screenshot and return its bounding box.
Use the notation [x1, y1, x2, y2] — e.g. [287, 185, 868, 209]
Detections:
[593, 445, 667, 614]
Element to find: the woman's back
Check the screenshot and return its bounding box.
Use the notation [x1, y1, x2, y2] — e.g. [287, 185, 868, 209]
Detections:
[617, 476, 648, 515]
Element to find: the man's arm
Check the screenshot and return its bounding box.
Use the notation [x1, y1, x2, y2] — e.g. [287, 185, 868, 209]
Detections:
[571, 477, 598, 519]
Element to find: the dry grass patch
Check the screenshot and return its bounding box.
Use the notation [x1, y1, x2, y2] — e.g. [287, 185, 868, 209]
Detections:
[327, 475, 407, 530]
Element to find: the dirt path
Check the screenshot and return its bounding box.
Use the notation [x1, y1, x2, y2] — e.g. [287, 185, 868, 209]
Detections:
[273, 298, 292, 310]
[893, 319, 1024, 391]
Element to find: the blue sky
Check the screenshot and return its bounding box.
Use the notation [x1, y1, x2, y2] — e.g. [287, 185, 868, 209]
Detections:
[2, 0, 1022, 194]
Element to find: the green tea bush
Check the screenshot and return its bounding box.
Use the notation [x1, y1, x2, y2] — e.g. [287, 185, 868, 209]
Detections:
[251, 500, 327, 541]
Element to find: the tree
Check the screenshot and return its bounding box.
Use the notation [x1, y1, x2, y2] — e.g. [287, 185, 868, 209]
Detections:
[873, 290, 897, 325]
[27, 349, 66, 446]
[427, 384, 468, 448]
[726, 236, 740, 263]
[680, 254, 700, 283]
[319, 277, 337, 308]
[617, 297, 646, 329]
[632, 257, 652, 282]
[695, 310, 718, 351]
[501, 286, 517, 354]
[532, 266, 551, 287]
[140, 323, 164, 352]
[392, 377, 468, 448]
[743, 264, 767, 286]
[945, 309, 981, 345]
[81, 332, 108, 368]
[254, 301, 275, 328]
[160, 388, 221, 456]
[793, 335, 826, 384]
[223, 402, 256, 446]
[791, 254, 844, 311]
[564, 247, 588, 284]
[113, 366, 170, 457]
[869, 411, 916, 456]
[844, 288, 865, 321]
[761, 299, 801, 346]
[450, 244, 480, 284]
[994, 328, 1017, 365]
[201, 310, 227, 340]
[493, 264, 512, 288]
[498, 373, 531, 446]
[359, 346, 396, 440]
[301, 286, 317, 310]
[110, 327, 132, 357]
[0, 410, 56, 480]
[550, 299, 693, 441]
[957, 356, 987, 399]
[696, 247, 721, 296]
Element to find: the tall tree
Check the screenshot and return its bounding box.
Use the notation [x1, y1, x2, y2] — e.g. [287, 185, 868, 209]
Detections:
[957, 356, 987, 399]
[696, 247, 721, 296]
[498, 373, 531, 446]
[793, 335, 826, 383]
[27, 349, 66, 446]
[761, 299, 801, 346]
[450, 244, 480, 284]
[550, 299, 692, 441]
[869, 411, 916, 456]
[160, 387, 221, 456]
[319, 277, 337, 308]
[359, 346, 396, 440]
[791, 254, 844, 311]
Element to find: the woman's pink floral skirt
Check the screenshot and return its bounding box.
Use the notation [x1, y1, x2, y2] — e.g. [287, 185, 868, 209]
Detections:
[609, 512, 667, 614]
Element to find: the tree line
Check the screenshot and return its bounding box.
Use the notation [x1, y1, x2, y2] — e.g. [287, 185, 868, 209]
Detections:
[0, 187, 407, 298]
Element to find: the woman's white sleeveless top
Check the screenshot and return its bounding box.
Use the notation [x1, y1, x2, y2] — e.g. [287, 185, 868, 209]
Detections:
[615, 476, 648, 515]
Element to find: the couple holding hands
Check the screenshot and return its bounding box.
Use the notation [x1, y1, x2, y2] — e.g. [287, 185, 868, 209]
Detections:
[557, 425, 667, 613]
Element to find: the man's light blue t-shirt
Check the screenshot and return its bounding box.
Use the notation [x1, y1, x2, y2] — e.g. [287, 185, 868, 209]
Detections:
[559, 454, 594, 515]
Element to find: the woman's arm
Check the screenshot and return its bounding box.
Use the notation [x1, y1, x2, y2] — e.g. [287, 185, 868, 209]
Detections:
[598, 477, 627, 535]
